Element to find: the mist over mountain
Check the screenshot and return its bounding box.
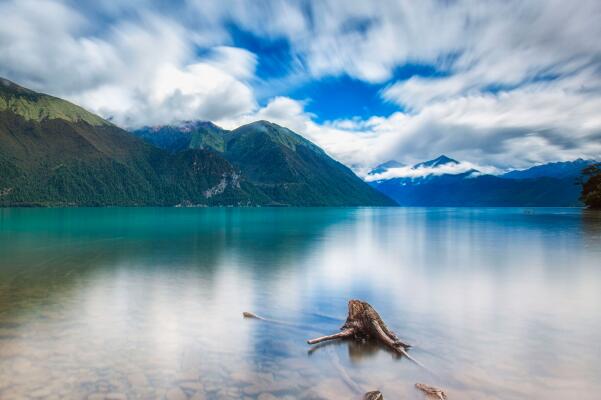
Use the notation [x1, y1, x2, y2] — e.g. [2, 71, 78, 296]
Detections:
[369, 160, 406, 176]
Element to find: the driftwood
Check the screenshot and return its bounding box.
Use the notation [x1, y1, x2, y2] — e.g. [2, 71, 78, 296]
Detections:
[242, 311, 263, 319]
[415, 383, 447, 400]
[244, 304, 436, 400]
[363, 390, 383, 400]
[307, 300, 423, 367]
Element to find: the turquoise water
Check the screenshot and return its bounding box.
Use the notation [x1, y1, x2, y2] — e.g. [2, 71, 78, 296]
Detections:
[0, 208, 600, 399]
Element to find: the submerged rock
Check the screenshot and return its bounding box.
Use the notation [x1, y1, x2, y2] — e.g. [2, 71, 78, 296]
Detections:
[165, 387, 187, 400]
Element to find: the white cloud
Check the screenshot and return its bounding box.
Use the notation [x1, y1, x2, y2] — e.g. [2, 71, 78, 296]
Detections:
[0, 0, 257, 128]
[202, 46, 258, 80]
[217, 79, 601, 172]
[210, 0, 601, 169]
[0, 0, 600, 170]
[365, 162, 500, 182]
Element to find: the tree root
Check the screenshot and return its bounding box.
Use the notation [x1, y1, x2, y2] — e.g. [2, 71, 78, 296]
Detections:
[242, 311, 263, 319]
[244, 304, 438, 400]
[307, 300, 424, 368]
[415, 383, 447, 400]
[363, 390, 384, 400]
[307, 328, 355, 345]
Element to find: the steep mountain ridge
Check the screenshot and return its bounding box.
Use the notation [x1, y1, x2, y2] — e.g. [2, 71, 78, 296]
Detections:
[0, 78, 107, 126]
[222, 121, 394, 206]
[134, 120, 395, 206]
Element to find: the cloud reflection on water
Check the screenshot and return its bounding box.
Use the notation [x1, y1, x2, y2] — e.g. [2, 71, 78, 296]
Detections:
[0, 208, 600, 399]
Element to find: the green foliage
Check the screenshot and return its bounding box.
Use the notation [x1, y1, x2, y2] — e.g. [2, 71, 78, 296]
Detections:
[581, 164, 601, 209]
[189, 123, 226, 152]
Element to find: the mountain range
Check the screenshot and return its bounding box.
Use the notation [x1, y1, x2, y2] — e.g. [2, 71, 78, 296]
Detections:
[368, 156, 596, 206]
[0, 77, 594, 208]
[0, 78, 393, 207]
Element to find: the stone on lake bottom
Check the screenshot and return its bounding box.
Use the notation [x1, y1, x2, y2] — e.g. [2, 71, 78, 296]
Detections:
[165, 387, 187, 400]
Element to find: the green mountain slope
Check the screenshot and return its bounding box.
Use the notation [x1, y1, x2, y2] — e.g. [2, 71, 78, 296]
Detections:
[133, 120, 395, 206]
[0, 79, 266, 206]
[1, 78, 393, 207]
[132, 121, 228, 153]
[222, 121, 395, 206]
[0, 78, 106, 126]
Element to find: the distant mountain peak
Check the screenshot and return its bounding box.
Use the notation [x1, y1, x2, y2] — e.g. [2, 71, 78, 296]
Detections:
[146, 120, 224, 133]
[252, 119, 272, 125]
[244, 120, 277, 129]
[502, 159, 598, 180]
[415, 155, 459, 169]
[368, 160, 405, 175]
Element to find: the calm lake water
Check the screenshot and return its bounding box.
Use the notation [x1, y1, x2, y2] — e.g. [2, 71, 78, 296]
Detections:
[0, 207, 600, 400]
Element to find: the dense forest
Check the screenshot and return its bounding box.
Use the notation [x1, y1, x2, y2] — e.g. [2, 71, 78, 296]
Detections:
[581, 164, 601, 209]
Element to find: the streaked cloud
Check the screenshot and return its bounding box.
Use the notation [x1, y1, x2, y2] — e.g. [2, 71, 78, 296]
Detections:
[0, 0, 600, 170]
[0, 0, 257, 127]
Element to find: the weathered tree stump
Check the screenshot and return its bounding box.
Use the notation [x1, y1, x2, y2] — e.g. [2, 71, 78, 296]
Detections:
[307, 300, 412, 357]
[363, 390, 384, 400]
[415, 383, 447, 399]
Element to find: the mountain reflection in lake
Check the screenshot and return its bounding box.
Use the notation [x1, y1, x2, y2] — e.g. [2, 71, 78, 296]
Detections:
[0, 208, 600, 399]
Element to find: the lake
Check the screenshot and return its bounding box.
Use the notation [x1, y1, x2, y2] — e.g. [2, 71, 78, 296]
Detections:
[0, 207, 600, 399]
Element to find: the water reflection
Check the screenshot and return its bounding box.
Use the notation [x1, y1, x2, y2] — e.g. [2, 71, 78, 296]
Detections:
[0, 207, 600, 399]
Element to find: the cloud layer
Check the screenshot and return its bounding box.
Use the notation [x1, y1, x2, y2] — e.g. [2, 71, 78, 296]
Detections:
[364, 161, 499, 182]
[1, 0, 600, 171]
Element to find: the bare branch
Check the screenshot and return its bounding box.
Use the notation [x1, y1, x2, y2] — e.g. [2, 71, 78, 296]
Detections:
[307, 328, 355, 344]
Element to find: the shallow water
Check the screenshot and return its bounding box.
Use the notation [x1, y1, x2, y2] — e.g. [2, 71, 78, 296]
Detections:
[0, 207, 600, 399]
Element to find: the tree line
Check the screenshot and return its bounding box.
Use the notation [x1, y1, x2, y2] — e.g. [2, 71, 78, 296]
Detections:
[582, 164, 601, 209]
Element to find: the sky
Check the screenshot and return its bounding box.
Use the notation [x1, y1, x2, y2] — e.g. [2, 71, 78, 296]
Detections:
[1, 0, 601, 175]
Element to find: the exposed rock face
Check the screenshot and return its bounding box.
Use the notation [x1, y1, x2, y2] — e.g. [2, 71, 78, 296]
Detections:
[204, 172, 241, 199]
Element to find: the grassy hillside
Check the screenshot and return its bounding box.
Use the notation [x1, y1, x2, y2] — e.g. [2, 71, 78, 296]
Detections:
[0, 78, 107, 126]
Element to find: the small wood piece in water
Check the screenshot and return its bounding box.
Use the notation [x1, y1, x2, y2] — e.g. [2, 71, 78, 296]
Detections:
[242, 311, 262, 319]
[363, 390, 384, 400]
[415, 383, 447, 400]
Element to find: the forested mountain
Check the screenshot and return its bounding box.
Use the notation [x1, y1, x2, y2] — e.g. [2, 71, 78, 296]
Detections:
[132, 120, 395, 206]
[0, 78, 393, 207]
